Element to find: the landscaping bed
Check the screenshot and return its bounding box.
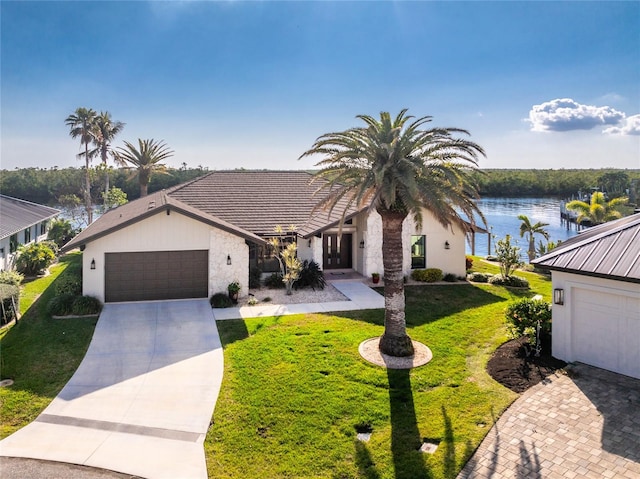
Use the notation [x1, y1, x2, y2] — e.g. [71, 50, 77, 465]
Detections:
[487, 336, 567, 393]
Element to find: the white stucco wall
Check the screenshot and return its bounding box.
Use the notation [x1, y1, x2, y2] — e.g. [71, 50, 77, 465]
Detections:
[550, 271, 640, 378]
[82, 211, 249, 302]
[297, 236, 323, 265]
[0, 221, 53, 271]
[360, 209, 467, 278]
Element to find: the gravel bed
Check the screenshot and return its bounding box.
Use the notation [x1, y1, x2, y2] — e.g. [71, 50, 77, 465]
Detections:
[239, 283, 348, 306]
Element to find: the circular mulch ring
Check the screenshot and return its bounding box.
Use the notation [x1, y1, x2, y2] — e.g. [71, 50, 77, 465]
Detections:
[487, 337, 567, 393]
[359, 337, 433, 369]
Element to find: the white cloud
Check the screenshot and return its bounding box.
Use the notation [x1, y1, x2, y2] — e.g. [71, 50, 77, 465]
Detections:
[603, 114, 640, 136]
[528, 98, 625, 132]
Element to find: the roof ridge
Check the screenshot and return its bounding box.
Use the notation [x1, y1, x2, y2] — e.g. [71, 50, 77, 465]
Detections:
[166, 171, 216, 196]
[0, 194, 60, 212]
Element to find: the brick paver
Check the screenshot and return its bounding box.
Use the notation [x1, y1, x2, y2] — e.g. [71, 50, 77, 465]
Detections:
[458, 363, 640, 478]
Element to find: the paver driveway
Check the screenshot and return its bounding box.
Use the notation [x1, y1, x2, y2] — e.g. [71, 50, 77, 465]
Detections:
[0, 299, 223, 479]
[458, 363, 640, 479]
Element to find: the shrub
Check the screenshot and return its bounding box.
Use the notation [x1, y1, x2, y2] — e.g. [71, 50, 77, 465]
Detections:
[55, 272, 82, 296]
[505, 298, 552, 349]
[47, 218, 78, 248]
[0, 283, 20, 325]
[294, 260, 326, 291]
[47, 294, 75, 316]
[15, 241, 57, 276]
[210, 293, 233, 308]
[264, 272, 285, 289]
[443, 273, 458, 282]
[71, 296, 102, 315]
[489, 274, 529, 288]
[249, 266, 262, 289]
[0, 270, 24, 286]
[411, 268, 443, 283]
[467, 272, 492, 283]
[465, 256, 473, 270]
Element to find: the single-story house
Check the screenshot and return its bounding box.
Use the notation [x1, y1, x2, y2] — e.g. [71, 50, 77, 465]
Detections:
[532, 213, 640, 379]
[0, 195, 60, 271]
[62, 170, 475, 303]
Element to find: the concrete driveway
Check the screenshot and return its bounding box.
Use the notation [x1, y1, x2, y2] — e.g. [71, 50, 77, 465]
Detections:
[0, 299, 223, 479]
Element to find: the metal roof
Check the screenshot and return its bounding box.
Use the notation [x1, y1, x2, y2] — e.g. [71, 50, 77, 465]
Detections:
[532, 213, 640, 284]
[0, 195, 60, 239]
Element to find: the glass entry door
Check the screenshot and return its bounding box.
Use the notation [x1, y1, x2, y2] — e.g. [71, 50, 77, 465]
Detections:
[323, 233, 353, 269]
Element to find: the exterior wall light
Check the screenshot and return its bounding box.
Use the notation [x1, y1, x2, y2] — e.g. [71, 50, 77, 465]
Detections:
[227, 255, 232, 265]
[554, 288, 564, 305]
[90, 259, 96, 270]
[308, 239, 312, 247]
[359, 240, 365, 249]
[444, 241, 450, 250]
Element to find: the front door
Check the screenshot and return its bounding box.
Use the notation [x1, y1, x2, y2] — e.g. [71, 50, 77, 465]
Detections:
[323, 233, 352, 269]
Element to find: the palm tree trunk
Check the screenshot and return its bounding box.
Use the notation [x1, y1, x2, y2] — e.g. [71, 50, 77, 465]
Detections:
[84, 143, 93, 224]
[103, 151, 109, 208]
[378, 210, 414, 357]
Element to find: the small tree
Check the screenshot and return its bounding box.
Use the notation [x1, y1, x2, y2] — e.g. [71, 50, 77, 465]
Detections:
[495, 234, 521, 278]
[47, 218, 78, 248]
[102, 187, 128, 210]
[268, 225, 302, 295]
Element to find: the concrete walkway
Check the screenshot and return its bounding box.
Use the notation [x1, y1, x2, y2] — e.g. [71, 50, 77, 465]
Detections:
[0, 299, 223, 479]
[458, 363, 640, 479]
[211, 280, 384, 320]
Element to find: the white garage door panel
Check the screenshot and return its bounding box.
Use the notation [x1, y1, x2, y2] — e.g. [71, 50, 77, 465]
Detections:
[572, 288, 640, 379]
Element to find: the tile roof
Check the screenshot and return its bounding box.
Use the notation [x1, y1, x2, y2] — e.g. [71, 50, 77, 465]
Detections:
[167, 170, 364, 237]
[532, 213, 640, 283]
[61, 186, 266, 252]
[0, 195, 60, 239]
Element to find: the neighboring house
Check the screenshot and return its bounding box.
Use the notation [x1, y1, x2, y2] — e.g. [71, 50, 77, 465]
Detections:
[532, 213, 640, 380]
[62, 171, 473, 303]
[0, 195, 60, 271]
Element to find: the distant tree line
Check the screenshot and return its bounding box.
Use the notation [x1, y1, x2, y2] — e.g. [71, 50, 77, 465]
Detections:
[472, 169, 640, 199]
[0, 166, 207, 206]
[2, 167, 639, 207]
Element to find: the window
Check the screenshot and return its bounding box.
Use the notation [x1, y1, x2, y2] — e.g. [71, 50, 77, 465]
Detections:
[40, 221, 47, 235]
[9, 234, 18, 253]
[411, 235, 426, 269]
[24, 227, 31, 243]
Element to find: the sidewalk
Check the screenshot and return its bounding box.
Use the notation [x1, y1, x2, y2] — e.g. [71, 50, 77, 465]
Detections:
[211, 280, 384, 320]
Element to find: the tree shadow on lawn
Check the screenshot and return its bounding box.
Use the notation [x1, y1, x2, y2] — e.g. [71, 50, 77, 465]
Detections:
[387, 368, 432, 479]
[342, 284, 505, 328]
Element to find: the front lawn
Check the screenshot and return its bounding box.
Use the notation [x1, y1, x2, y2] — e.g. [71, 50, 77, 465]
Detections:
[206, 272, 551, 479]
[0, 253, 98, 438]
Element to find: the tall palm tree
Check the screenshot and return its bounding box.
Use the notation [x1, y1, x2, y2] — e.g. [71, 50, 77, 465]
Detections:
[92, 111, 125, 206]
[115, 139, 174, 197]
[566, 191, 628, 226]
[65, 107, 98, 223]
[299, 110, 485, 357]
[518, 214, 549, 262]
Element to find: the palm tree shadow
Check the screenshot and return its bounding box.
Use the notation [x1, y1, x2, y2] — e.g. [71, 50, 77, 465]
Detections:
[355, 441, 381, 479]
[387, 368, 432, 479]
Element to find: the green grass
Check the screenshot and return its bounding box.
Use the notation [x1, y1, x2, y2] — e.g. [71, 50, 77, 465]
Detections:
[0, 254, 553, 478]
[0, 253, 98, 438]
[206, 271, 552, 479]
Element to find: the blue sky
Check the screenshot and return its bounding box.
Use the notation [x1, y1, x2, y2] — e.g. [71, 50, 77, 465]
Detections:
[2, 1, 639, 171]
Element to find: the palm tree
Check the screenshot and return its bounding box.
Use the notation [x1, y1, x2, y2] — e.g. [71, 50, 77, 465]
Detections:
[566, 191, 628, 226]
[299, 110, 485, 357]
[92, 111, 125, 206]
[115, 139, 174, 197]
[65, 107, 98, 224]
[518, 214, 549, 262]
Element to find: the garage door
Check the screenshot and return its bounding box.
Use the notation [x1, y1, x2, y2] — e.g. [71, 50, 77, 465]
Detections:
[572, 287, 640, 379]
[105, 250, 208, 302]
